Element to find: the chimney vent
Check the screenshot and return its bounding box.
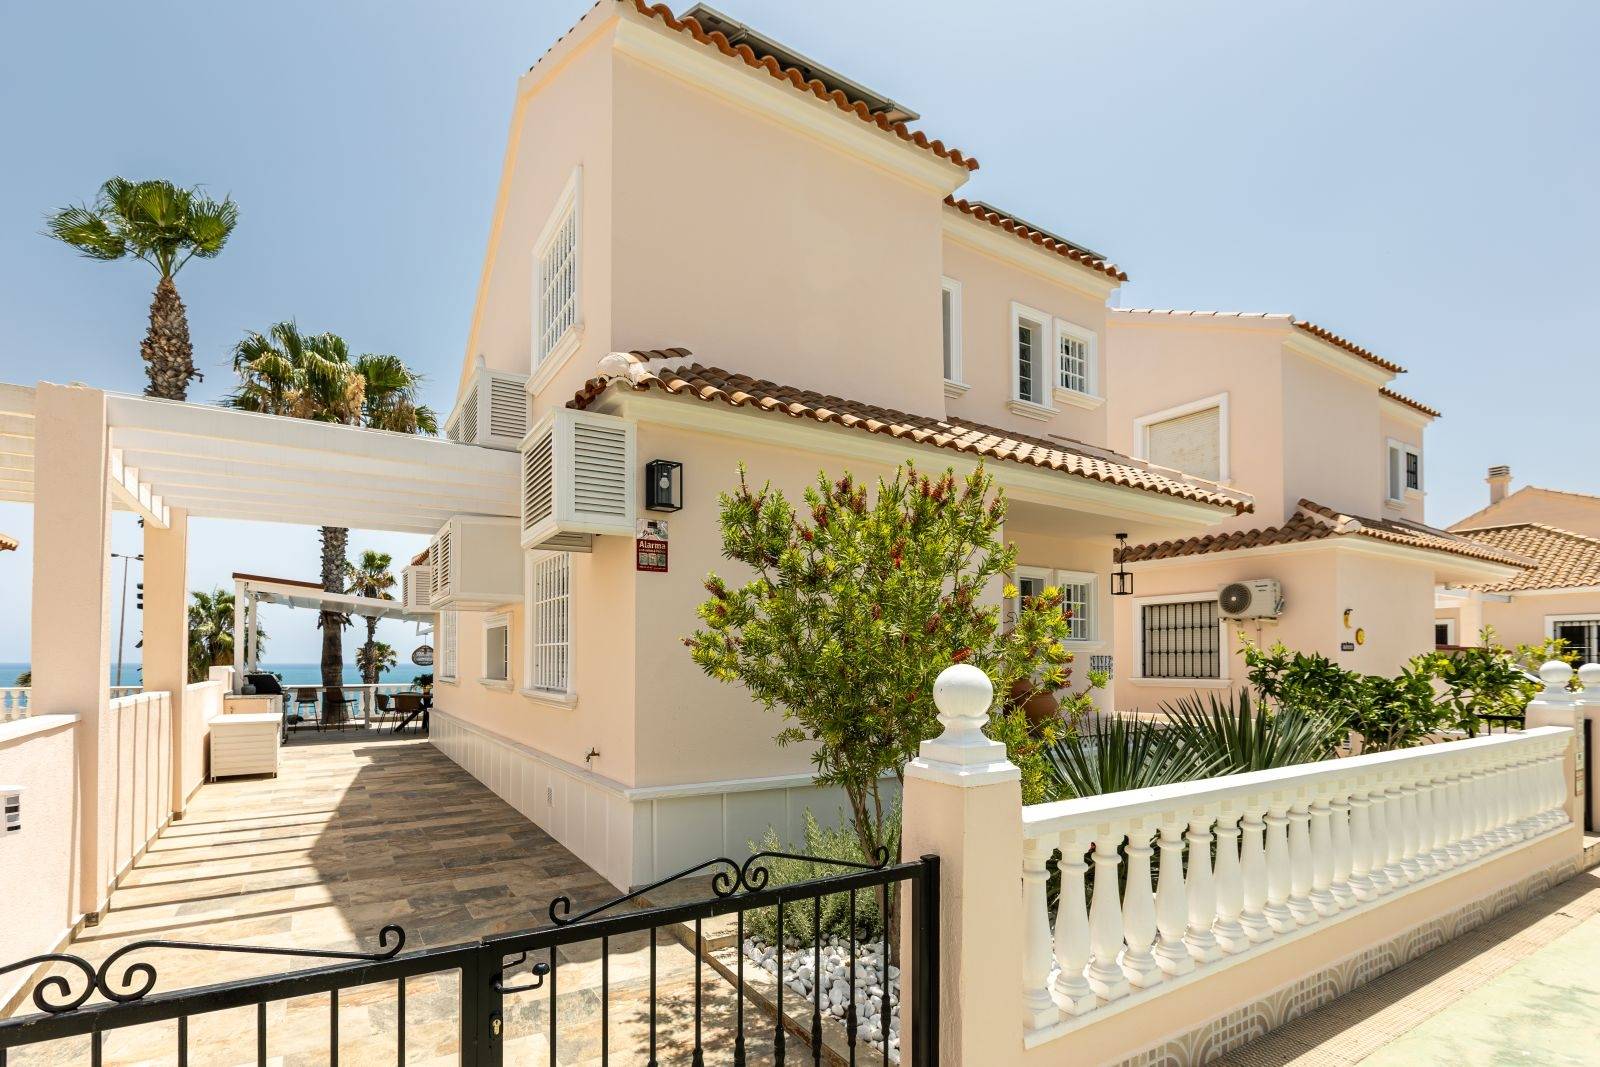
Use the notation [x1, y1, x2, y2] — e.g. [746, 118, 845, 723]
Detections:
[1487, 465, 1512, 505]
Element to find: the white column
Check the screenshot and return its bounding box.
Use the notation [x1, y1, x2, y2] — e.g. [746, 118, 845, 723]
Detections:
[231, 578, 247, 693]
[1087, 833, 1131, 1001]
[1153, 821, 1194, 975]
[1264, 805, 1295, 933]
[1021, 836, 1059, 1029]
[1212, 810, 1249, 953]
[245, 593, 260, 676]
[1287, 802, 1317, 925]
[1309, 796, 1339, 916]
[1052, 834, 1096, 1014]
[1238, 807, 1272, 942]
[1184, 816, 1223, 964]
[1119, 829, 1163, 988]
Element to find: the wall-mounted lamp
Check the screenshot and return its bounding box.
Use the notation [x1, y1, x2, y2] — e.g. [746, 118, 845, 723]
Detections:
[1112, 532, 1134, 597]
[645, 459, 684, 512]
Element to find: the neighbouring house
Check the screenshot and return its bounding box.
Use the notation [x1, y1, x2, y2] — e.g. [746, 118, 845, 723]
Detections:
[417, 0, 1260, 889]
[1438, 466, 1600, 659]
[1101, 310, 1526, 713]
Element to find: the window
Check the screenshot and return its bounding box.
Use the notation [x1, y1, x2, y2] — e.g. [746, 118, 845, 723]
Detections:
[482, 614, 511, 684]
[1011, 303, 1051, 407]
[1055, 320, 1095, 396]
[1137, 395, 1228, 483]
[940, 277, 963, 385]
[1387, 440, 1422, 502]
[1138, 597, 1223, 680]
[1548, 617, 1600, 665]
[438, 611, 458, 683]
[1435, 620, 1456, 647]
[525, 552, 571, 696]
[1007, 567, 1096, 642]
[533, 168, 581, 370]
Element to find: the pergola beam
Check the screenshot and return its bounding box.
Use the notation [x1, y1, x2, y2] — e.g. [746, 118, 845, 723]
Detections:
[108, 448, 169, 529]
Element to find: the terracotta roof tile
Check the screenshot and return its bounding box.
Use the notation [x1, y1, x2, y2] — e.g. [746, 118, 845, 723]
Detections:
[1379, 387, 1440, 419]
[1118, 499, 1528, 569]
[1450, 523, 1600, 593]
[570, 353, 1253, 514]
[0, 531, 15, 552]
[944, 198, 1128, 281]
[1112, 310, 1405, 375]
[409, 548, 430, 567]
[625, 2, 978, 172]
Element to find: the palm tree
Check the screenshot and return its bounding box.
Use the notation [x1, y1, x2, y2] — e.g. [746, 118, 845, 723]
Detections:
[355, 641, 398, 686]
[45, 178, 238, 400]
[346, 550, 397, 684]
[187, 588, 266, 684]
[228, 325, 435, 692]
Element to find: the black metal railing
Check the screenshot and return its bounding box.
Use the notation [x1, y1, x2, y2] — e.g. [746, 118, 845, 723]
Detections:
[0, 852, 939, 1066]
[1474, 713, 1526, 734]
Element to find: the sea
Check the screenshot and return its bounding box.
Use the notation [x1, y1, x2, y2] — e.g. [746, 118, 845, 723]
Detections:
[0, 662, 429, 688]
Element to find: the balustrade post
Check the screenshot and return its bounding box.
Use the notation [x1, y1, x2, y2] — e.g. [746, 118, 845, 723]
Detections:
[1086, 833, 1131, 1001]
[1366, 785, 1392, 895]
[1052, 834, 1096, 1015]
[1466, 760, 1493, 855]
[1435, 771, 1462, 870]
[1263, 804, 1295, 933]
[1380, 785, 1409, 888]
[1021, 836, 1060, 1029]
[1545, 741, 1572, 831]
[1327, 791, 1356, 909]
[1212, 809, 1249, 953]
[1238, 807, 1272, 942]
[1309, 795, 1339, 915]
[1119, 827, 1163, 988]
[1484, 759, 1511, 849]
[1413, 772, 1439, 877]
[1397, 780, 1423, 882]
[1183, 816, 1223, 964]
[1287, 801, 1317, 925]
[1346, 788, 1376, 901]
[1512, 753, 1536, 839]
[1153, 820, 1194, 975]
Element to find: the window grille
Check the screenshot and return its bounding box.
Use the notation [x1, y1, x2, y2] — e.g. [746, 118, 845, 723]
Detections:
[1062, 581, 1092, 641]
[536, 203, 578, 366]
[527, 552, 571, 694]
[1059, 332, 1089, 394]
[1017, 322, 1038, 403]
[1140, 599, 1221, 679]
[1552, 620, 1600, 665]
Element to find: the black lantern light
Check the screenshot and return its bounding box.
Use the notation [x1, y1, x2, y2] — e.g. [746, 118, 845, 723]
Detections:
[645, 459, 684, 512]
[1111, 531, 1134, 597]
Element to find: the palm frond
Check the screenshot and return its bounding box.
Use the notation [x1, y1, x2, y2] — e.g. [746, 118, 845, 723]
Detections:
[1159, 688, 1336, 775]
[43, 205, 126, 260]
[1043, 714, 1215, 799]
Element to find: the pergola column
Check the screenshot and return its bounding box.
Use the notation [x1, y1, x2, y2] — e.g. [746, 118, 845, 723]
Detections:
[143, 506, 189, 816]
[29, 383, 113, 921]
[232, 578, 247, 693]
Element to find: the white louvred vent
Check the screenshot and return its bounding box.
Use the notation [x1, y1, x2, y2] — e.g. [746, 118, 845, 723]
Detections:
[445, 365, 529, 450]
[402, 564, 433, 611]
[520, 408, 635, 552]
[427, 516, 521, 611]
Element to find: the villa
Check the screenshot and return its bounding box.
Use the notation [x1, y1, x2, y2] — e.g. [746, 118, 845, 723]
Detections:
[3, 3, 1600, 1066]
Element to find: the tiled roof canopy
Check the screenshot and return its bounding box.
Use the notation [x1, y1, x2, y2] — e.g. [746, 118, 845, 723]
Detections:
[1450, 524, 1600, 593]
[570, 354, 1253, 513]
[944, 197, 1128, 281]
[623, 1, 978, 172]
[1379, 387, 1441, 419]
[1118, 499, 1529, 569]
[0, 531, 16, 552]
[1114, 310, 1406, 376]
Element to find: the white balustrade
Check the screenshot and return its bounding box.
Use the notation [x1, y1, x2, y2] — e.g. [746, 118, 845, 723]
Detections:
[1019, 726, 1573, 1036]
[0, 687, 28, 723]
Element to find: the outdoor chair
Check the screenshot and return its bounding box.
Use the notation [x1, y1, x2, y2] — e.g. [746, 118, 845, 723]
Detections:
[292, 687, 319, 729]
[374, 692, 393, 725]
[320, 690, 352, 732]
[391, 693, 426, 735]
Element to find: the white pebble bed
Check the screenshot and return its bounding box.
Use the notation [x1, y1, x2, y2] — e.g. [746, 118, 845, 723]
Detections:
[742, 936, 900, 1063]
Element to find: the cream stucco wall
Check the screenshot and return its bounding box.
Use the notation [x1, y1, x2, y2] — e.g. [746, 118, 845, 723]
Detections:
[1479, 589, 1600, 654]
[1116, 544, 1437, 713]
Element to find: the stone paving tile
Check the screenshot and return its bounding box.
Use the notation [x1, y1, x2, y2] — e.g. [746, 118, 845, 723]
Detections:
[1217, 865, 1600, 1066]
[2, 733, 770, 1066]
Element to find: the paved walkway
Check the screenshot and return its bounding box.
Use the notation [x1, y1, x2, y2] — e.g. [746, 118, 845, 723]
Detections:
[5, 732, 784, 1065]
[1219, 863, 1600, 1066]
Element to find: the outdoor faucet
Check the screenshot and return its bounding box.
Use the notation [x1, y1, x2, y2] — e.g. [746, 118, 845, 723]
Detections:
[584, 748, 600, 766]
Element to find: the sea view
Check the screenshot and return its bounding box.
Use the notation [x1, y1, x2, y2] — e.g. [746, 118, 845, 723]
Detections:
[0, 662, 430, 688]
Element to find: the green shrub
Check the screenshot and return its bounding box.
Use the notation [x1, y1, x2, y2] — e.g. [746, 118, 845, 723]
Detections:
[742, 808, 898, 947]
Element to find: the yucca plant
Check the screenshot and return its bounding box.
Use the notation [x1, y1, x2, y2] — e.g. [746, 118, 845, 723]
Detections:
[1043, 713, 1215, 799]
[1161, 688, 1337, 774]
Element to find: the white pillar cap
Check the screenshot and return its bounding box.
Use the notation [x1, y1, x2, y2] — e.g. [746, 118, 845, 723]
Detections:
[907, 663, 1019, 786]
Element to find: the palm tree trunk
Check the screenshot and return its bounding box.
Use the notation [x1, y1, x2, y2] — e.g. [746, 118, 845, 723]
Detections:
[319, 526, 348, 691]
[364, 617, 379, 685]
[142, 276, 200, 400]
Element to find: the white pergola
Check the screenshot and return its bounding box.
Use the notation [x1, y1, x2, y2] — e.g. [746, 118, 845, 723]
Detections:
[1, 384, 519, 535]
[231, 572, 436, 681]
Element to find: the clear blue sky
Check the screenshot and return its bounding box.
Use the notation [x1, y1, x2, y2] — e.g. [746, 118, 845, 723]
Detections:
[1, 0, 1595, 664]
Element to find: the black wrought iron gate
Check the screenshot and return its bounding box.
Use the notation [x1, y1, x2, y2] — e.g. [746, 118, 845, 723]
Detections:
[0, 852, 940, 1065]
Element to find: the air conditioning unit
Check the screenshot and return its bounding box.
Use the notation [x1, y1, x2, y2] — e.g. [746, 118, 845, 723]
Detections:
[445, 366, 530, 451]
[427, 516, 522, 610]
[520, 408, 636, 553]
[1218, 579, 1284, 620]
[401, 564, 433, 612]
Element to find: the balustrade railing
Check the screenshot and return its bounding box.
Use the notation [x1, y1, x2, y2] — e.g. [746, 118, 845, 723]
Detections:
[1018, 725, 1573, 1039]
[1, 685, 146, 724]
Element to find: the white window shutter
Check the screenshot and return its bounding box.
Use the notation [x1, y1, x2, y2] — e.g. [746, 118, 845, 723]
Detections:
[1146, 407, 1222, 481]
